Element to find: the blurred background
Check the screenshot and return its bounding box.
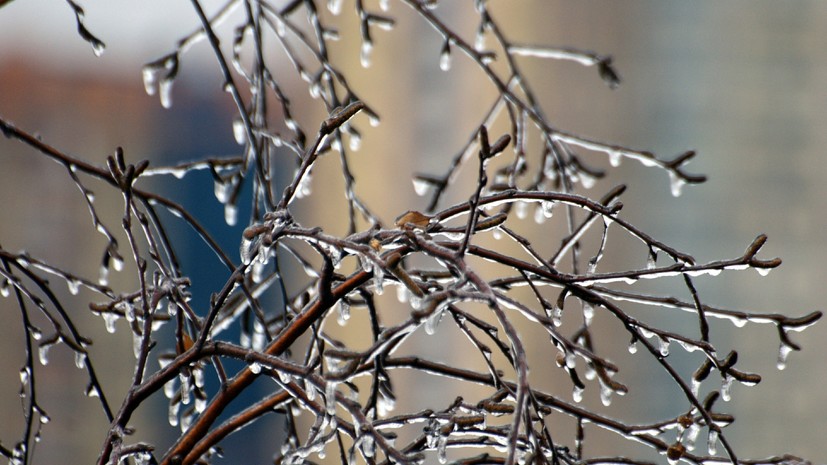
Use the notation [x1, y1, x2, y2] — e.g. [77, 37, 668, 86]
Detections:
[0, 1, 825, 464]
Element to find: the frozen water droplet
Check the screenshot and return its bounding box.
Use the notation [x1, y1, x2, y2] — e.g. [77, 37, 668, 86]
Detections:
[233, 119, 247, 145]
[437, 433, 448, 463]
[112, 255, 124, 272]
[565, 352, 576, 369]
[599, 382, 613, 406]
[159, 78, 174, 109]
[250, 362, 262, 374]
[19, 367, 29, 385]
[475, 31, 486, 51]
[337, 300, 351, 326]
[91, 40, 105, 57]
[582, 302, 594, 326]
[439, 48, 451, 71]
[369, 114, 381, 127]
[572, 385, 584, 403]
[360, 433, 375, 458]
[707, 429, 718, 455]
[297, 171, 312, 198]
[777, 343, 793, 370]
[659, 337, 670, 357]
[374, 268, 385, 295]
[686, 423, 701, 451]
[691, 378, 702, 397]
[533, 204, 547, 224]
[325, 381, 338, 415]
[669, 172, 686, 197]
[515, 201, 528, 219]
[551, 306, 563, 327]
[102, 312, 118, 333]
[142, 66, 159, 96]
[756, 266, 772, 277]
[628, 340, 638, 354]
[730, 316, 748, 328]
[122, 302, 136, 323]
[379, 0, 390, 10]
[85, 383, 100, 398]
[360, 41, 373, 68]
[377, 392, 396, 416]
[396, 284, 409, 304]
[646, 252, 657, 270]
[99, 264, 110, 286]
[413, 178, 434, 196]
[542, 201, 554, 218]
[349, 131, 361, 151]
[75, 351, 86, 369]
[225, 203, 237, 226]
[67, 279, 80, 295]
[327, 0, 343, 14]
[720, 376, 733, 402]
[168, 400, 180, 426]
[608, 150, 622, 167]
[38, 343, 52, 366]
[424, 307, 443, 335]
